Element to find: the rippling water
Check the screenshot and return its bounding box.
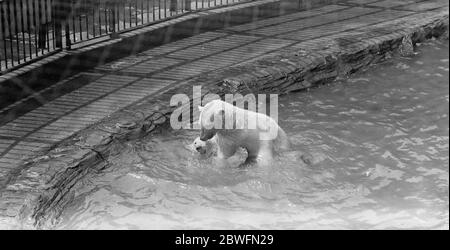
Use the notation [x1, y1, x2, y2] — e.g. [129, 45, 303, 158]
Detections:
[56, 40, 449, 230]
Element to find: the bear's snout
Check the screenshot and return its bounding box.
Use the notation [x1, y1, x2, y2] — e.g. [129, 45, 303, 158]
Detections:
[196, 146, 207, 154]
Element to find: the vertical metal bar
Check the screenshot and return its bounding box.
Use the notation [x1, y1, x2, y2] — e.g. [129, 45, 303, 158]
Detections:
[164, 0, 166, 18]
[65, 5, 71, 49]
[51, 0, 56, 49]
[129, 1, 132, 27]
[31, 0, 38, 56]
[122, 0, 126, 30]
[77, 1, 83, 40]
[12, 0, 21, 63]
[85, 1, 89, 39]
[19, 0, 27, 61]
[120, 1, 123, 30]
[141, 0, 144, 25]
[0, 5, 2, 71]
[158, 0, 161, 20]
[98, 0, 102, 35]
[92, 0, 96, 37]
[147, 0, 150, 23]
[0, 3, 2, 70]
[146, 0, 150, 23]
[53, 0, 62, 48]
[104, 0, 108, 32]
[135, 0, 138, 26]
[26, 0, 33, 57]
[6, 0, 15, 64]
[72, 0, 76, 42]
[152, 0, 155, 21]
[111, 0, 116, 33]
[44, 0, 50, 51]
[79, 13, 83, 40]
[1, 2, 8, 69]
[38, 0, 44, 51]
[0, 16, 2, 71]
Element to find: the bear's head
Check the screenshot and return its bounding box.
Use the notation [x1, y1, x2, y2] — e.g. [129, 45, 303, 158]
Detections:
[193, 137, 207, 154]
[193, 136, 214, 156]
[198, 100, 230, 141]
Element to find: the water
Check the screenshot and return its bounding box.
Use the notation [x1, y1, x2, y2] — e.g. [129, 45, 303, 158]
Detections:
[56, 40, 449, 230]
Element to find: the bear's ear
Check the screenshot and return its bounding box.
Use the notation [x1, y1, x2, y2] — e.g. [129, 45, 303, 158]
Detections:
[198, 106, 204, 112]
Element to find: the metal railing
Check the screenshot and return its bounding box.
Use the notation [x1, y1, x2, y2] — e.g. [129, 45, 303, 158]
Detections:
[64, 0, 245, 46]
[1, 0, 248, 74]
[1, 0, 57, 73]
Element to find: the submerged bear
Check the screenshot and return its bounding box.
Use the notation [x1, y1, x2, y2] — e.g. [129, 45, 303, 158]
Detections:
[196, 99, 290, 167]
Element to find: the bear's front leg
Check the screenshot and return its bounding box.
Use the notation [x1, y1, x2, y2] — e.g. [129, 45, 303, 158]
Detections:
[216, 135, 238, 159]
[216, 144, 237, 159]
[244, 140, 273, 167]
[216, 147, 226, 159]
[214, 144, 237, 168]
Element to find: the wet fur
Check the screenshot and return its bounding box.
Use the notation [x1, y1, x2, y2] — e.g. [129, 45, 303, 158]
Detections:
[198, 100, 290, 166]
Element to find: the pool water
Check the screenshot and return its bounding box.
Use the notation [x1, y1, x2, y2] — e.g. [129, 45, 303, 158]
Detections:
[56, 39, 449, 230]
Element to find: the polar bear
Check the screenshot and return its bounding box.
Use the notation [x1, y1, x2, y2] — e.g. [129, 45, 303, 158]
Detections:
[198, 99, 290, 166]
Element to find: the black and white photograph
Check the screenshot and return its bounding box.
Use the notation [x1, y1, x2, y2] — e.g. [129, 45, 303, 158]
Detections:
[0, 0, 448, 234]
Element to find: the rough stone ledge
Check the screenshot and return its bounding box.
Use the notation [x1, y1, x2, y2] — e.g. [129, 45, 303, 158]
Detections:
[0, 8, 448, 229]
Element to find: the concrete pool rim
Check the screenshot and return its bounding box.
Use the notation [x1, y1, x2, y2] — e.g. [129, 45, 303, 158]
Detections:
[0, 4, 448, 229]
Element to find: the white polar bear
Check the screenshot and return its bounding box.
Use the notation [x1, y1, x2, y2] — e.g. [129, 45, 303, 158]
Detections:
[198, 99, 290, 166]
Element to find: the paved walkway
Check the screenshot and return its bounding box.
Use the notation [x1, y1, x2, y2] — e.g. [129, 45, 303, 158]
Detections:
[0, 0, 448, 187]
